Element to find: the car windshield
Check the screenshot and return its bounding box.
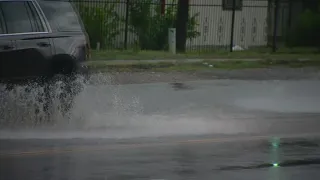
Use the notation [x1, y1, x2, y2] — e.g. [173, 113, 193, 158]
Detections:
[1, 0, 320, 179]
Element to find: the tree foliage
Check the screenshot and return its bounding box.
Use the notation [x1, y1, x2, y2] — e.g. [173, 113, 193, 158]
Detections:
[76, 2, 124, 49]
[286, 1, 320, 48]
[128, 0, 200, 50]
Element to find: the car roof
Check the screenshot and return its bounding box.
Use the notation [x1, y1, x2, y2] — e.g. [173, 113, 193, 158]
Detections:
[0, 0, 33, 1]
[0, 0, 71, 1]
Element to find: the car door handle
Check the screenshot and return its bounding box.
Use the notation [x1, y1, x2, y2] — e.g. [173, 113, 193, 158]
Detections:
[0, 45, 14, 50]
[37, 42, 51, 47]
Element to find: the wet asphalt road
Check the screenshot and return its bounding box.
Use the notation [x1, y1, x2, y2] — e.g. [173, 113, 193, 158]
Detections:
[1, 78, 320, 180]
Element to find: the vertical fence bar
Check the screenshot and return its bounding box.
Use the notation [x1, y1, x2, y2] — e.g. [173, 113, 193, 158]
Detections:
[124, 0, 130, 50]
[287, 0, 292, 28]
[272, 0, 279, 52]
[229, 0, 236, 52]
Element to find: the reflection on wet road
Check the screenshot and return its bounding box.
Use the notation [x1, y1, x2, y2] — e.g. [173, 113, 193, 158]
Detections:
[1, 79, 320, 180]
[1, 136, 320, 180]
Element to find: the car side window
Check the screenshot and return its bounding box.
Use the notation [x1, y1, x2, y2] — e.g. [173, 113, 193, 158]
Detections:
[0, 1, 45, 34]
[38, 0, 83, 32]
[0, 8, 5, 34]
[26, 2, 45, 32]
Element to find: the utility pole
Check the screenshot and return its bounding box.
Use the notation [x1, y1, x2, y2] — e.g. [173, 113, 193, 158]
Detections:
[272, 0, 279, 52]
[176, 0, 189, 52]
[229, 0, 236, 52]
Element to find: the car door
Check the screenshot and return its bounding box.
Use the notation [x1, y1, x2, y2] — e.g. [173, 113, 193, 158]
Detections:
[0, 7, 15, 80]
[0, 1, 52, 79]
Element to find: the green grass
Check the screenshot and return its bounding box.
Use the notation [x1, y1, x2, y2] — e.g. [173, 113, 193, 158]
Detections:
[88, 47, 320, 72]
[87, 59, 320, 72]
[91, 47, 320, 61]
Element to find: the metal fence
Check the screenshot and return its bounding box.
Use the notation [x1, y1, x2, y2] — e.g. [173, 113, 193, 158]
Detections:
[72, 0, 320, 52]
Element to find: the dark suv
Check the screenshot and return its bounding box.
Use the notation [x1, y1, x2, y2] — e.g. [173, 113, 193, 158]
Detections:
[0, 0, 90, 114]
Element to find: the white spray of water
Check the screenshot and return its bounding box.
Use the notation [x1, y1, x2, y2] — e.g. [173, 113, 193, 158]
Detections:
[0, 74, 249, 139]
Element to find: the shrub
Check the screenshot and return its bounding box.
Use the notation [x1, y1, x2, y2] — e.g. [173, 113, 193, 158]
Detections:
[76, 2, 124, 49]
[128, 0, 200, 50]
[286, 9, 320, 48]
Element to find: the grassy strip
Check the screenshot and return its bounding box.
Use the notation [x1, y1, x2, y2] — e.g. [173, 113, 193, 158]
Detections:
[87, 59, 320, 72]
[91, 48, 320, 61]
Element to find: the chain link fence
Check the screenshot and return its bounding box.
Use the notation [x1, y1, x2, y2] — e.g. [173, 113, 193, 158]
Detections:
[72, 0, 320, 53]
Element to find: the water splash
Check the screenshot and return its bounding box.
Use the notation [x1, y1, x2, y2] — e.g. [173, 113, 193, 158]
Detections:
[0, 74, 250, 139]
[0, 75, 86, 128]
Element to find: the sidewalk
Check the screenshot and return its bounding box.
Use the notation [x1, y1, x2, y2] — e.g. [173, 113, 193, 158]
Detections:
[88, 58, 263, 65]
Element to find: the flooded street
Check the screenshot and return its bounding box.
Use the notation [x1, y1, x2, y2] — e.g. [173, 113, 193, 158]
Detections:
[1, 71, 320, 180]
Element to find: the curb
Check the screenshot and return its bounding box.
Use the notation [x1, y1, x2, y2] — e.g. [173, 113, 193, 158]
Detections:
[89, 58, 314, 65]
[88, 58, 264, 65]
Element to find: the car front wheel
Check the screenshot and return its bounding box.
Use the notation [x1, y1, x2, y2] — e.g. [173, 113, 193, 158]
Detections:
[45, 73, 83, 117]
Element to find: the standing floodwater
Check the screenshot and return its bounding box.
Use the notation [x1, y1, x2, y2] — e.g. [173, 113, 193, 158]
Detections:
[1, 75, 320, 139]
[2, 74, 320, 180]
